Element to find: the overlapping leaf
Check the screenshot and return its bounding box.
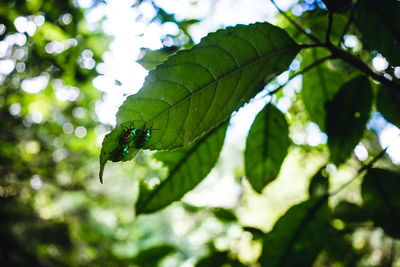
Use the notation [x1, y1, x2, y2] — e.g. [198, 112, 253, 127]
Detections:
[259, 197, 331, 266]
[377, 84, 400, 128]
[135, 121, 228, 214]
[362, 168, 400, 238]
[325, 76, 372, 165]
[100, 22, 299, 180]
[244, 103, 290, 193]
[355, 0, 400, 65]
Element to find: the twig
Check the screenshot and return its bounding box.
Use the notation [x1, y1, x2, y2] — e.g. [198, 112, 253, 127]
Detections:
[267, 55, 333, 96]
[330, 145, 389, 196]
[270, 0, 321, 44]
[338, 0, 360, 46]
[326, 11, 333, 43]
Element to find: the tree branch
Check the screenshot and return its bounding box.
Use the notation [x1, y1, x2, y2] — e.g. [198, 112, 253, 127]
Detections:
[270, 0, 321, 44]
[326, 11, 333, 43]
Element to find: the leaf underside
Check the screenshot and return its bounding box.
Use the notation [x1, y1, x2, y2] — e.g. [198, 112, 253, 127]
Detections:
[244, 103, 290, 193]
[99, 22, 299, 181]
[135, 121, 229, 214]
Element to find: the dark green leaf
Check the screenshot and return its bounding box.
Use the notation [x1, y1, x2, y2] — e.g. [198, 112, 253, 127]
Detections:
[100, 22, 299, 172]
[244, 104, 290, 193]
[308, 167, 329, 197]
[196, 251, 229, 267]
[322, 0, 352, 12]
[136, 121, 229, 214]
[377, 84, 400, 128]
[333, 201, 369, 223]
[243, 227, 265, 240]
[213, 207, 237, 222]
[361, 168, 400, 238]
[130, 244, 176, 267]
[302, 48, 345, 131]
[259, 197, 331, 267]
[137, 46, 179, 71]
[355, 0, 400, 65]
[325, 76, 372, 165]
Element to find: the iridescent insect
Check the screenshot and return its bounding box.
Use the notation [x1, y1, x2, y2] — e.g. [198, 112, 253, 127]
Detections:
[135, 128, 152, 149]
[110, 145, 129, 162]
[119, 123, 138, 145]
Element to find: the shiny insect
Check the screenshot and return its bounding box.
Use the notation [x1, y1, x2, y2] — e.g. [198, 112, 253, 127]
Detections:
[119, 123, 138, 145]
[110, 145, 129, 162]
[135, 128, 152, 149]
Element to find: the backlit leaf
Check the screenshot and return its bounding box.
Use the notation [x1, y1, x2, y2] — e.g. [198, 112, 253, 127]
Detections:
[244, 103, 290, 193]
[362, 168, 400, 238]
[325, 76, 372, 165]
[259, 197, 331, 267]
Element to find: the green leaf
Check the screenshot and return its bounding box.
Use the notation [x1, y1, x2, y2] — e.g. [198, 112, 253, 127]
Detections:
[325, 76, 372, 165]
[130, 244, 176, 267]
[308, 167, 329, 197]
[361, 168, 400, 238]
[109, 22, 298, 151]
[244, 103, 290, 193]
[301, 48, 344, 131]
[243, 227, 265, 240]
[195, 251, 229, 267]
[137, 46, 179, 71]
[135, 121, 229, 214]
[377, 84, 400, 128]
[355, 0, 400, 65]
[333, 201, 368, 223]
[212, 207, 237, 222]
[259, 197, 331, 267]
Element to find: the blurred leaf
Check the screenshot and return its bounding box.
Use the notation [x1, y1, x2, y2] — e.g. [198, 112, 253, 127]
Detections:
[377, 84, 400, 128]
[333, 201, 369, 223]
[302, 49, 344, 131]
[196, 251, 229, 267]
[100, 22, 299, 165]
[137, 46, 179, 71]
[361, 168, 400, 238]
[322, 0, 352, 12]
[136, 121, 229, 214]
[244, 104, 290, 193]
[259, 197, 331, 267]
[130, 244, 176, 267]
[213, 207, 237, 222]
[354, 0, 400, 65]
[243, 227, 265, 240]
[308, 166, 329, 197]
[325, 76, 372, 165]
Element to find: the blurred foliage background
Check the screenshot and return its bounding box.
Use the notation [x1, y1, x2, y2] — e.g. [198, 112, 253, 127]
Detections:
[0, 0, 399, 266]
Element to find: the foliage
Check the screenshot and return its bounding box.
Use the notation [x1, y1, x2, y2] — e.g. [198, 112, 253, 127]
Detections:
[2, 0, 400, 266]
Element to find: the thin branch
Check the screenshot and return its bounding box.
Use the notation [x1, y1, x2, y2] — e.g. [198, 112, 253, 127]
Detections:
[326, 11, 333, 43]
[338, 0, 360, 46]
[330, 145, 388, 196]
[267, 55, 333, 96]
[270, 0, 321, 44]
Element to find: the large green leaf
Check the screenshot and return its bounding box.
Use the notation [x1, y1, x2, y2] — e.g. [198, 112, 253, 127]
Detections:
[325, 76, 372, 165]
[244, 103, 290, 193]
[333, 201, 368, 223]
[355, 0, 400, 65]
[259, 197, 331, 267]
[137, 46, 179, 71]
[377, 84, 400, 128]
[135, 121, 229, 214]
[302, 48, 345, 131]
[128, 244, 176, 267]
[361, 168, 400, 238]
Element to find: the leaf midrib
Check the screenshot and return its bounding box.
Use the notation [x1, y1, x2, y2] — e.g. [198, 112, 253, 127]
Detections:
[133, 45, 299, 127]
